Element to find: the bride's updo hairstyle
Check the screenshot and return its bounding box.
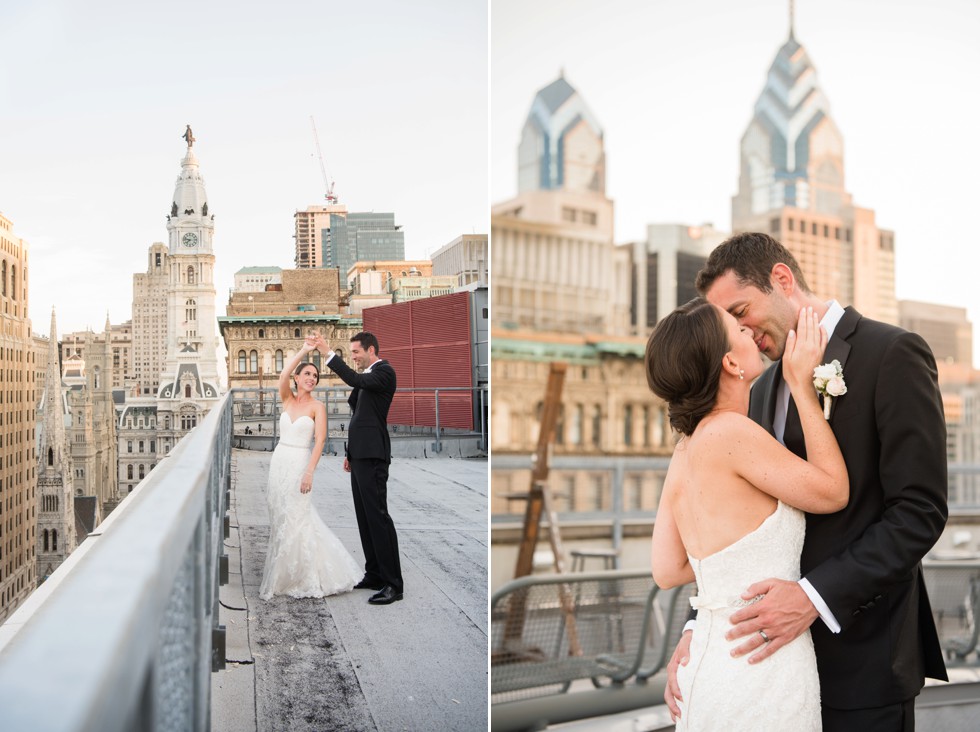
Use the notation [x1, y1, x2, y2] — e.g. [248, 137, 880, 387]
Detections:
[645, 297, 729, 437]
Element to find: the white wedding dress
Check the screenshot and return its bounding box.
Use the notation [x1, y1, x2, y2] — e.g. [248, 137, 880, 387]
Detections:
[675, 501, 821, 731]
[259, 412, 361, 600]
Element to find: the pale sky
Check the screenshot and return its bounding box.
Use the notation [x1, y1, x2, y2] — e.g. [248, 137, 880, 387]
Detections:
[0, 0, 488, 339]
[492, 0, 980, 362]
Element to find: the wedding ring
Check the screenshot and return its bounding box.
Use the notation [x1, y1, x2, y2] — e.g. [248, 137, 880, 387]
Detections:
[759, 629, 771, 643]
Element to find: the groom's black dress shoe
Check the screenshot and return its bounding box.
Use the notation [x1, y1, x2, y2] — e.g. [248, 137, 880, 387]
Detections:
[354, 578, 385, 591]
[368, 585, 403, 605]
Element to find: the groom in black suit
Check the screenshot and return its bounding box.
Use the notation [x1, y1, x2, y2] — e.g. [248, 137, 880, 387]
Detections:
[322, 331, 404, 605]
[665, 233, 947, 730]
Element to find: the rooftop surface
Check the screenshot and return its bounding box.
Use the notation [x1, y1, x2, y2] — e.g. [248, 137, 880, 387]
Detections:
[213, 448, 488, 731]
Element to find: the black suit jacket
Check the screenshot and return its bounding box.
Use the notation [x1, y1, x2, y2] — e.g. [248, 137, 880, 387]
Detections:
[327, 356, 396, 463]
[749, 307, 948, 709]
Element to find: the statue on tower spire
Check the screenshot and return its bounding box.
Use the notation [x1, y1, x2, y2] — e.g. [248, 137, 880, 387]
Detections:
[183, 124, 195, 148]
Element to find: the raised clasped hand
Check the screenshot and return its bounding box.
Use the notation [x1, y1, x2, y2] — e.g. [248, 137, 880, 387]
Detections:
[782, 306, 827, 394]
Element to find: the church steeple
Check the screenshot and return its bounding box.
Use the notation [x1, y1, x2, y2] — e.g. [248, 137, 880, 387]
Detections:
[36, 307, 76, 583]
[41, 307, 68, 477]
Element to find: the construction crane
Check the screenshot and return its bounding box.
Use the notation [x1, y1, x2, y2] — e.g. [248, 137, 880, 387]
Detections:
[310, 116, 337, 204]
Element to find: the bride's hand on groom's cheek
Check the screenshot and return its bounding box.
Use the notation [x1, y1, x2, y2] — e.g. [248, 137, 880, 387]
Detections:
[725, 578, 819, 664]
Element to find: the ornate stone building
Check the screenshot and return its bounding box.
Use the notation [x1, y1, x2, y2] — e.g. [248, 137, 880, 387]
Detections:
[35, 309, 76, 583]
[218, 268, 362, 390]
[490, 329, 671, 516]
[0, 212, 38, 621]
[62, 314, 119, 516]
[117, 131, 222, 494]
[62, 320, 133, 391]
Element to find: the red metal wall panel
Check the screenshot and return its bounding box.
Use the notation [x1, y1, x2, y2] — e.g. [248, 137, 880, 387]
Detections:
[364, 293, 474, 429]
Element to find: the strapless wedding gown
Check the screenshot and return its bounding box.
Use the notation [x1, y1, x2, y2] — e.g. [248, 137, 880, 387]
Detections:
[259, 412, 361, 600]
[675, 501, 821, 731]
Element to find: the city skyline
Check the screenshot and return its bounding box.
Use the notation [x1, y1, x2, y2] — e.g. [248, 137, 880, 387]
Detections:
[492, 0, 980, 360]
[0, 0, 488, 337]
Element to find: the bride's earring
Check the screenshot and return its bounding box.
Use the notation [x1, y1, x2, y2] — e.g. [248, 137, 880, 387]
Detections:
[738, 369, 745, 380]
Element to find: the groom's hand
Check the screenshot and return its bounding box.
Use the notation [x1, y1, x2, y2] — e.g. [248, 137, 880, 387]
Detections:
[726, 578, 818, 664]
[343, 457, 351, 473]
[664, 630, 692, 721]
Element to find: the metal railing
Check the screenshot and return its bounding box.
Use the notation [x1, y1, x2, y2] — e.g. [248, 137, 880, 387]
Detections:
[231, 384, 488, 453]
[0, 393, 233, 732]
[491, 570, 695, 704]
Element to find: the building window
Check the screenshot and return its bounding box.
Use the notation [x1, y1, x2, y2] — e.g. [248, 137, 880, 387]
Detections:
[294, 328, 301, 338]
[127, 465, 133, 480]
[258, 328, 265, 338]
[624, 405, 633, 446]
[187, 266, 196, 284]
[139, 465, 145, 479]
[139, 441, 144, 453]
[592, 405, 602, 447]
[47, 447, 53, 466]
[185, 384, 191, 398]
[150, 440, 156, 452]
[127, 440, 133, 453]
[52, 530, 58, 551]
[275, 350, 284, 372]
[238, 351, 247, 373]
[43, 529, 48, 551]
[250, 350, 258, 373]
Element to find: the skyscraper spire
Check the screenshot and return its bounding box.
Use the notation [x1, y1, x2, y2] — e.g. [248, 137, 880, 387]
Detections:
[789, 0, 795, 40]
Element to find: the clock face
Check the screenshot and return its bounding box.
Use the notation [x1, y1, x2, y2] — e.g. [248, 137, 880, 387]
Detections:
[182, 232, 199, 247]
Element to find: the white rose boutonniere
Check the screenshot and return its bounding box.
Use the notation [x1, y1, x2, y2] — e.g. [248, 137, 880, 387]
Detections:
[813, 359, 846, 419]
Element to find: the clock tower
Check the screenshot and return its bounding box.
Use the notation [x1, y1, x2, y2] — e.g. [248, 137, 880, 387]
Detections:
[157, 128, 221, 440]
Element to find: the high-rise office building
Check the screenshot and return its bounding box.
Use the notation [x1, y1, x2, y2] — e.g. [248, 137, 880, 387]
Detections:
[900, 300, 973, 368]
[731, 26, 896, 324]
[431, 234, 488, 288]
[132, 243, 170, 396]
[323, 212, 405, 288]
[0, 212, 37, 621]
[492, 74, 630, 336]
[626, 223, 729, 335]
[294, 203, 348, 269]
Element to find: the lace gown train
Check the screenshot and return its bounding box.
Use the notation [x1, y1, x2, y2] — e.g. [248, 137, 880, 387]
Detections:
[676, 501, 821, 731]
[259, 412, 361, 600]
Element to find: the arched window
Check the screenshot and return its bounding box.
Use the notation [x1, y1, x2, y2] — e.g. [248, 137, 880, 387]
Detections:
[10, 265, 16, 300]
[184, 383, 191, 398]
[294, 328, 301, 338]
[93, 366, 100, 389]
[238, 350, 247, 373]
[258, 328, 265, 338]
[250, 350, 258, 373]
[275, 350, 284, 372]
[47, 447, 53, 466]
[127, 464, 134, 480]
[185, 299, 197, 322]
[138, 464, 145, 479]
[43, 529, 48, 552]
[1, 260, 6, 296]
[165, 416, 171, 430]
[52, 530, 58, 551]
[187, 266, 196, 284]
[624, 405, 633, 446]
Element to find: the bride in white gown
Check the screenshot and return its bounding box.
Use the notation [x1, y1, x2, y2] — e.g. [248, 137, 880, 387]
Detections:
[259, 337, 361, 600]
[645, 301, 849, 730]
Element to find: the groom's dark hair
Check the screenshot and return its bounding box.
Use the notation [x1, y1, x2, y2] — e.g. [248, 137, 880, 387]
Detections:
[645, 297, 728, 437]
[351, 331, 380, 355]
[695, 232, 812, 295]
